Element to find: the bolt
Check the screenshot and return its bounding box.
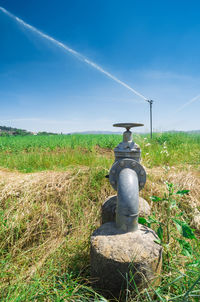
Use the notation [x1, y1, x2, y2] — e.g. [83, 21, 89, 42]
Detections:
[111, 180, 115, 185]
[140, 170, 144, 176]
[112, 169, 115, 174]
[131, 161, 136, 167]
[119, 161, 124, 167]
[140, 182, 144, 187]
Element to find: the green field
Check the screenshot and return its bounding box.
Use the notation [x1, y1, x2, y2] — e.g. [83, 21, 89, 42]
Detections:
[0, 132, 199, 172]
[0, 132, 200, 301]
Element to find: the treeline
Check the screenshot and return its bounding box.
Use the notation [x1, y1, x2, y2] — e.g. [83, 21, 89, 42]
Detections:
[0, 126, 58, 136]
[37, 132, 58, 136]
[0, 126, 32, 136]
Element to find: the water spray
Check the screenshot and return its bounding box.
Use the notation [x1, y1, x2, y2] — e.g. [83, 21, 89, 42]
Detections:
[0, 6, 147, 101]
[176, 94, 200, 112]
[0, 6, 155, 137]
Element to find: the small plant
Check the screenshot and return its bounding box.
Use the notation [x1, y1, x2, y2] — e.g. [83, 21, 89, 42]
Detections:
[138, 182, 200, 301]
[139, 182, 196, 267]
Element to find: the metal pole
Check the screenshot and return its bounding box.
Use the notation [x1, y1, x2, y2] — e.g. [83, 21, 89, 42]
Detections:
[148, 100, 153, 138]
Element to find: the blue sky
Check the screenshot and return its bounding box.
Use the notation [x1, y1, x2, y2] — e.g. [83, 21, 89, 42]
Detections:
[0, 0, 200, 133]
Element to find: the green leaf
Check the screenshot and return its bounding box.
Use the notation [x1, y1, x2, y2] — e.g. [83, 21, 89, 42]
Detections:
[176, 190, 190, 195]
[138, 217, 147, 225]
[182, 224, 196, 239]
[150, 196, 162, 202]
[147, 216, 159, 224]
[173, 218, 182, 233]
[187, 259, 200, 268]
[154, 238, 162, 245]
[178, 239, 193, 257]
[157, 225, 163, 241]
[165, 182, 173, 188]
[173, 219, 196, 239]
[166, 182, 174, 193]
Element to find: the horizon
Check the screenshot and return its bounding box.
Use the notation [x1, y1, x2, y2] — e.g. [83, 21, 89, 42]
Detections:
[0, 123, 200, 135]
[1, 1, 200, 133]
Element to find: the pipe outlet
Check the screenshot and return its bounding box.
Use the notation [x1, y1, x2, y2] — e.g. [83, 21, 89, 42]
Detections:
[116, 168, 139, 232]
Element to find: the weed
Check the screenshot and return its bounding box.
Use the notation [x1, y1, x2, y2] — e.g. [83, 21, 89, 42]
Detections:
[138, 182, 200, 301]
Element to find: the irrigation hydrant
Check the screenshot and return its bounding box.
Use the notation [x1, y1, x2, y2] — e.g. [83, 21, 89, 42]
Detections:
[109, 123, 146, 232]
[90, 123, 162, 299]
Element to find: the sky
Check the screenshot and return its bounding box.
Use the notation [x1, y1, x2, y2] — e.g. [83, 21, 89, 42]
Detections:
[0, 0, 200, 133]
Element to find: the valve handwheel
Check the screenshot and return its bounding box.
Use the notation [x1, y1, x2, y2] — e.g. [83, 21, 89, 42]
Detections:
[113, 123, 144, 131]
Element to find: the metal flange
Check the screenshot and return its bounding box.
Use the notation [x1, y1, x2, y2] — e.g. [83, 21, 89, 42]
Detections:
[109, 158, 146, 191]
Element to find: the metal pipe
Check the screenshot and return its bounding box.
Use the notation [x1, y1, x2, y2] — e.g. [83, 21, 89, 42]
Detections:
[148, 100, 153, 139]
[116, 168, 139, 232]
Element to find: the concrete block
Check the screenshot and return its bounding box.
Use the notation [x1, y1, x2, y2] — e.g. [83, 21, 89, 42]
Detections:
[91, 222, 162, 298]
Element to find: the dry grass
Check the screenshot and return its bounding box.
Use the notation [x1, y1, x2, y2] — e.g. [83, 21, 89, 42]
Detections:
[0, 167, 114, 292]
[141, 165, 200, 230]
[0, 152, 199, 300]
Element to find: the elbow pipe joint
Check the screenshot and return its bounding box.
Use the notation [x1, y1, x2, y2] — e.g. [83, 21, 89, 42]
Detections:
[117, 168, 139, 232]
[109, 159, 146, 232]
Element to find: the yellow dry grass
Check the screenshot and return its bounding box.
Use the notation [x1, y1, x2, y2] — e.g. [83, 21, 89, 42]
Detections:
[0, 163, 199, 292]
[0, 167, 113, 288]
[143, 165, 200, 229]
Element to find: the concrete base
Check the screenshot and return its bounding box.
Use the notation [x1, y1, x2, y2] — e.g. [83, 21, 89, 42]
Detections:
[91, 222, 162, 298]
[102, 195, 151, 225]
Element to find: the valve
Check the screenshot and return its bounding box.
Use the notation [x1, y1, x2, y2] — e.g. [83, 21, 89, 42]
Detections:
[113, 123, 144, 162]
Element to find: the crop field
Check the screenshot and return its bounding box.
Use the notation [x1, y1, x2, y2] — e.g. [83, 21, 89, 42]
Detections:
[0, 132, 200, 301]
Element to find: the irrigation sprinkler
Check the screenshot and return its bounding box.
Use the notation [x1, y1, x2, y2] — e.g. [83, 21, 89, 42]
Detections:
[147, 99, 154, 138]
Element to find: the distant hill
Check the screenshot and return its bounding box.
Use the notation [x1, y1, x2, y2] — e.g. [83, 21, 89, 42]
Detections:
[188, 130, 200, 134]
[0, 126, 58, 136]
[0, 126, 33, 136]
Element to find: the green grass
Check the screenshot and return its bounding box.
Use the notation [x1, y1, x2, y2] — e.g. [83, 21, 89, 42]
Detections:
[141, 132, 200, 167]
[0, 134, 119, 172]
[0, 132, 199, 172]
[0, 134, 121, 152]
[0, 132, 199, 301]
[0, 147, 112, 173]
